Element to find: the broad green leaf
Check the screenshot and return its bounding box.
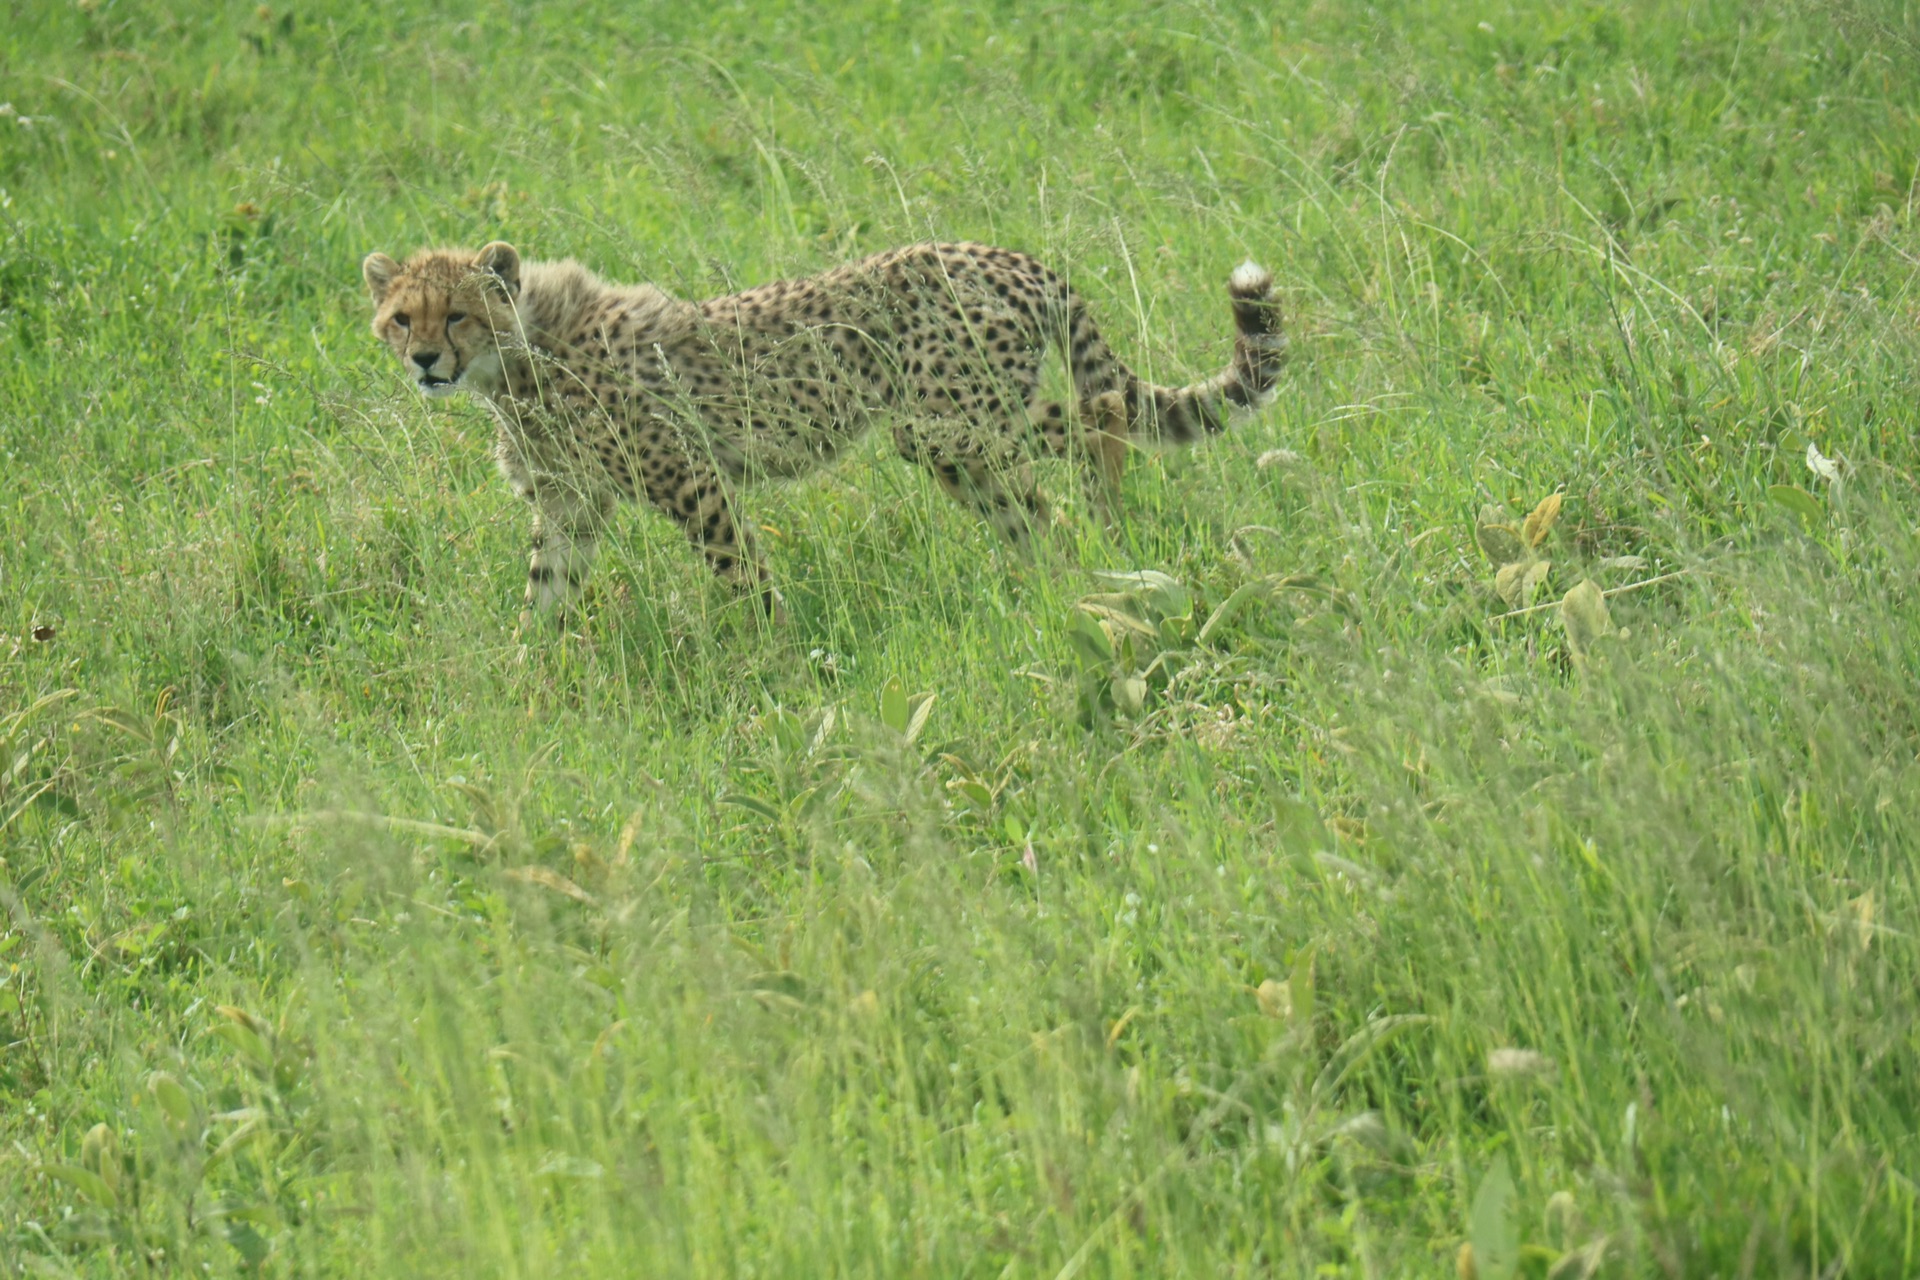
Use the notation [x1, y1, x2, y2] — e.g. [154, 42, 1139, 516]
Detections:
[1494, 559, 1549, 608]
[1077, 600, 1161, 640]
[80, 1123, 117, 1191]
[148, 1072, 194, 1127]
[1768, 484, 1823, 524]
[1522, 560, 1551, 602]
[1198, 579, 1272, 643]
[949, 777, 992, 808]
[1092, 568, 1181, 592]
[1468, 1154, 1518, 1280]
[1522, 493, 1563, 548]
[1476, 507, 1528, 567]
[904, 692, 936, 744]
[880, 677, 908, 733]
[1110, 675, 1147, 715]
[1197, 573, 1323, 644]
[211, 1022, 274, 1074]
[1559, 580, 1615, 661]
[1068, 609, 1114, 666]
[41, 1163, 118, 1209]
[1092, 569, 1190, 620]
[766, 706, 805, 756]
[1493, 562, 1525, 607]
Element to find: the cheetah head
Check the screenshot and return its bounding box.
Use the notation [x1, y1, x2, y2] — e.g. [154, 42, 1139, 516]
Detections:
[362, 242, 522, 398]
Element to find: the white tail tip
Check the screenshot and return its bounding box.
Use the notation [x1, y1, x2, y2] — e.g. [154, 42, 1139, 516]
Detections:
[1230, 260, 1272, 295]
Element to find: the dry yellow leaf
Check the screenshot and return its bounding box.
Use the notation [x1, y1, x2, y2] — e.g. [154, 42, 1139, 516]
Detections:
[1523, 492, 1563, 547]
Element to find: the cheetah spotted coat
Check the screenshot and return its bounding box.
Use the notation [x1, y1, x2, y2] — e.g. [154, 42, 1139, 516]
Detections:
[360, 240, 1285, 620]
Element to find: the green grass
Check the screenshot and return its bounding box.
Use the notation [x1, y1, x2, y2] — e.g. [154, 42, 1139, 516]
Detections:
[4, 0, 1920, 1274]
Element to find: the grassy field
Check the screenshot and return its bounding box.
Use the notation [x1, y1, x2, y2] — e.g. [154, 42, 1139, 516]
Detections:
[3, 0, 1920, 1274]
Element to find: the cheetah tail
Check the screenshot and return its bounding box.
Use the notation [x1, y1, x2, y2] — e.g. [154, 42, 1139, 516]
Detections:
[1085, 261, 1286, 447]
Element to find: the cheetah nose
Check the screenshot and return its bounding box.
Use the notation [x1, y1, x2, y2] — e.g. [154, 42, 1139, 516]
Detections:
[412, 350, 441, 371]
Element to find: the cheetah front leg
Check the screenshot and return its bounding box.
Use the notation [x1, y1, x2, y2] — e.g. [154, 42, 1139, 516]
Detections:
[521, 479, 615, 625]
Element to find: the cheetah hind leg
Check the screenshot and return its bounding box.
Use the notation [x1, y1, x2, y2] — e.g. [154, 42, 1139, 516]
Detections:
[893, 419, 1051, 551]
[1030, 395, 1129, 529]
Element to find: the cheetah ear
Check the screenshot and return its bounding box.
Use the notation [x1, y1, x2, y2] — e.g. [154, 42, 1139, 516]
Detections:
[476, 241, 521, 296]
[362, 252, 401, 302]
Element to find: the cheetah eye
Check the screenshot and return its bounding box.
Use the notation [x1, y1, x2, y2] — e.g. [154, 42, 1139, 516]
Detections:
[393, 312, 411, 329]
[446, 312, 467, 326]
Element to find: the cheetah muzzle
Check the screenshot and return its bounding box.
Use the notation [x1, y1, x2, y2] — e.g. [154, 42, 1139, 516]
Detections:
[360, 240, 1286, 624]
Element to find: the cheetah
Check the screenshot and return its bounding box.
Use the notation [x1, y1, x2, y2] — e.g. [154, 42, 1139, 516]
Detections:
[359, 239, 1285, 622]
